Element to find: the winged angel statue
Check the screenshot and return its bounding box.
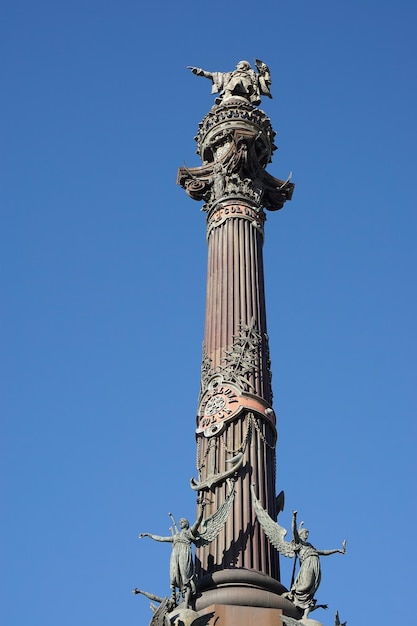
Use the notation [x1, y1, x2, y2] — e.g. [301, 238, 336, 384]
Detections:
[251, 485, 346, 619]
[140, 481, 235, 609]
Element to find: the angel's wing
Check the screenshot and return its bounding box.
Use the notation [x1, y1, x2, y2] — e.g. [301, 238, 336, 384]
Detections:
[250, 485, 295, 558]
[149, 597, 170, 626]
[195, 481, 235, 547]
[281, 616, 301, 626]
[181, 611, 215, 626]
[334, 610, 347, 626]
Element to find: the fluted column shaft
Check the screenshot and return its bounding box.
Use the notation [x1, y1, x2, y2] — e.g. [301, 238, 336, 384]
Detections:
[204, 206, 271, 402]
[195, 200, 278, 579]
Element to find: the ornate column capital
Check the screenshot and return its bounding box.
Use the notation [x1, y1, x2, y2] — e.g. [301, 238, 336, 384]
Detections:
[177, 99, 294, 215]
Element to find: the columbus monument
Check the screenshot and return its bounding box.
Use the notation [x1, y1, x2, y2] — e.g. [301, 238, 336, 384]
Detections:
[135, 60, 346, 626]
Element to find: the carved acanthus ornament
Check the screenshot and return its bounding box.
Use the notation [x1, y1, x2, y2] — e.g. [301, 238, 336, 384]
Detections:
[199, 319, 272, 401]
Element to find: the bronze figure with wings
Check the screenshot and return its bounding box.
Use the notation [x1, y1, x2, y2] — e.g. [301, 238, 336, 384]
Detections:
[251, 485, 346, 619]
[140, 481, 235, 608]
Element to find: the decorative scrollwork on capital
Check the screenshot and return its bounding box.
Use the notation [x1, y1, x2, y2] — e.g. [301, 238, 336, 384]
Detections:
[177, 129, 294, 213]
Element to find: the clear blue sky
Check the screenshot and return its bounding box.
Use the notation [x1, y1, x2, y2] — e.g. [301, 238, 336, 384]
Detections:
[2, 1, 416, 625]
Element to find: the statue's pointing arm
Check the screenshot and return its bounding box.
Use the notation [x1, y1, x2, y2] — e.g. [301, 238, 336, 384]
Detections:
[187, 66, 214, 80]
[187, 67, 224, 95]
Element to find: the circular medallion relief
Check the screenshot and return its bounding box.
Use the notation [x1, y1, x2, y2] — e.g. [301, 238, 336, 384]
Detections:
[197, 376, 242, 435]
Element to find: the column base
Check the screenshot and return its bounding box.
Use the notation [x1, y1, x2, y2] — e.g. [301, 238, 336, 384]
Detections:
[204, 604, 284, 625]
[194, 569, 300, 618]
[170, 604, 285, 626]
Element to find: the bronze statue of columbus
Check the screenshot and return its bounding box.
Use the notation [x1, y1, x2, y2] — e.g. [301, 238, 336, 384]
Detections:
[188, 59, 272, 104]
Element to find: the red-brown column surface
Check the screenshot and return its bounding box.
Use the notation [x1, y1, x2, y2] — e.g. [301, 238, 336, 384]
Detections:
[196, 201, 277, 579]
[177, 95, 294, 612]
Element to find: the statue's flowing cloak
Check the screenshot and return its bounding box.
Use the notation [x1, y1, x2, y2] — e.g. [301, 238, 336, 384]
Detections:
[210, 71, 230, 94]
[291, 542, 321, 610]
[170, 529, 195, 590]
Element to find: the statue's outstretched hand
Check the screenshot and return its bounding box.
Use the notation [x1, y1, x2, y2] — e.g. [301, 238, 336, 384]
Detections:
[341, 540, 347, 554]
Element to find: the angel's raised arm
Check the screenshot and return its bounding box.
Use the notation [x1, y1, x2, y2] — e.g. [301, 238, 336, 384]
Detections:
[190, 501, 206, 536]
[132, 589, 163, 603]
[292, 511, 299, 543]
[139, 532, 173, 543]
